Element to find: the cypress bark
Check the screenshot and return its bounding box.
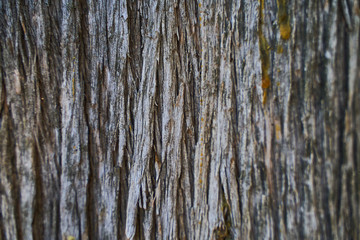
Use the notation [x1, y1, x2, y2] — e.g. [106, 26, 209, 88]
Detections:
[0, 0, 359, 239]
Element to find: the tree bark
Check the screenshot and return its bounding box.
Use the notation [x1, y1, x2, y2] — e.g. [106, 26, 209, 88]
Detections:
[0, 0, 359, 239]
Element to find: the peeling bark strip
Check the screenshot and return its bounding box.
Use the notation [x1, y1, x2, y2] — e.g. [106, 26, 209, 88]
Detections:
[0, 0, 359, 239]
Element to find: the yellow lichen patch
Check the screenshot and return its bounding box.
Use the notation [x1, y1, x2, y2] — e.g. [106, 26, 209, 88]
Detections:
[259, 35, 270, 76]
[72, 77, 75, 100]
[261, 75, 271, 89]
[201, 117, 204, 121]
[262, 90, 268, 105]
[277, 0, 291, 40]
[260, 0, 265, 14]
[198, 3, 201, 7]
[258, 19, 271, 104]
[21, 20, 26, 34]
[276, 82, 280, 87]
[72, 57, 76, 101]
[199, 179, 202, 184]
[276, 45, 284, 54]
[155, 152, 161, 165]
[67, 236, 76, 240]
[215, 196, 232, 239]
[259, 0, 272, 104]
[280, 22, 291, 40]
[258, 0, 270, 92]
[275, 122, 282, 140]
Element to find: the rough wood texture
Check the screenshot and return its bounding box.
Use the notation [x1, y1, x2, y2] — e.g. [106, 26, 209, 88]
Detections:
[0, 0, 359, 239]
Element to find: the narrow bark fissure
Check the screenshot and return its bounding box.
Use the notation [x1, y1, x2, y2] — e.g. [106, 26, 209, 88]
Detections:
[335, 22, 350, 224]
[55, 191, 61, 240]
[126, 0, 142, 93]
[74, 190, 82, 240]
[134, 206, 144, 240]
[31, 139, 44, 240]
[0, 74, 8, 240]
[248, 160, 256, 239]
[269, 121, 280, 240]
[117, 151, 130, 240]
[77, 0, 99, 239]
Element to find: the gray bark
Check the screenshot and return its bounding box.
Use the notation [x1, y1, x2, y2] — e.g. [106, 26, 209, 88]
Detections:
[0, 0, 359, 239]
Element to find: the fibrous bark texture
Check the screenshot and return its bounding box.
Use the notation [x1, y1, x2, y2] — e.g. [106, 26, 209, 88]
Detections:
[0, 0, 359, 239]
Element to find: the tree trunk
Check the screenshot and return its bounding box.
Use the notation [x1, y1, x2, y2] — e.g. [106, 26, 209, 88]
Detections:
[0, 0, 359, 239]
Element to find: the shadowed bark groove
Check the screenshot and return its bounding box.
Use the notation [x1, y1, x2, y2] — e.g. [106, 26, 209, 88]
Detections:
[0, 0, 359, 239]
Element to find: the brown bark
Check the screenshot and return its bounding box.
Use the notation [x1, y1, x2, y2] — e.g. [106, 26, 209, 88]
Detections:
[0, 0, 359, 239]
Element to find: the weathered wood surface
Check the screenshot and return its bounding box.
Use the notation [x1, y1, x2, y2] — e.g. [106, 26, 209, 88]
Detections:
[0, 0, 359, 239]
